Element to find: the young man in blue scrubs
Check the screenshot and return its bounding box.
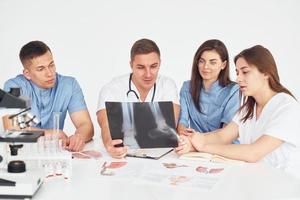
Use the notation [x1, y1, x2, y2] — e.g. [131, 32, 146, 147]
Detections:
[4, 41, 94, 151]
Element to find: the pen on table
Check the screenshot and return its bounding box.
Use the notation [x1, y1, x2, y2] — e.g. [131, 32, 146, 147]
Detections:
[101, 161, 107, 168]
[127, 153, 156, 160]
[100, 161, 107, 174]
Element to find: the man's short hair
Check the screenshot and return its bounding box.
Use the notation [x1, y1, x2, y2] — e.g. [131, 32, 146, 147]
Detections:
[130, 38, 160, 61]
[19, 41, 51, 66]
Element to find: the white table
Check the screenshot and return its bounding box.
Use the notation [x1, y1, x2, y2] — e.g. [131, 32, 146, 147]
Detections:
[34, 139, 300, 200]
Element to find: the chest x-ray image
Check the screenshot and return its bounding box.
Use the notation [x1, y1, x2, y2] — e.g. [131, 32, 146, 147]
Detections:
[105, 101, 178, 149]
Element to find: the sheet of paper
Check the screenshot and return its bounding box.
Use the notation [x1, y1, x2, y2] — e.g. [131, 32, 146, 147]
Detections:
[99, 159, 228, 190]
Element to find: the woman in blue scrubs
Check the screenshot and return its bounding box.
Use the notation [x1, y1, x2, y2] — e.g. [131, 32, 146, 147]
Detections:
[178, 39, 240, 138]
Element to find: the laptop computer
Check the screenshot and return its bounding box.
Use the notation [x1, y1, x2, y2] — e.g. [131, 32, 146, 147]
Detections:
[105, 101, 178, 159]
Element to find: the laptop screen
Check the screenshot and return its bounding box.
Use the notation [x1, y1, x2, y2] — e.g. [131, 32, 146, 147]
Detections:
[105, 101, 178, 149]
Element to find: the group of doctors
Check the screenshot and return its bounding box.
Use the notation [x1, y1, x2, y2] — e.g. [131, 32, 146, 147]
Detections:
[3, 39, 300, 175]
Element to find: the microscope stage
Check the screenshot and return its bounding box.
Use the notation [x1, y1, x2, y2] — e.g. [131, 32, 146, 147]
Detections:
[0, 167, 43, 199]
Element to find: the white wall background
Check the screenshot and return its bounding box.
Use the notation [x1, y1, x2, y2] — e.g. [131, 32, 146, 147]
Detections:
[1, 0, 299, 137]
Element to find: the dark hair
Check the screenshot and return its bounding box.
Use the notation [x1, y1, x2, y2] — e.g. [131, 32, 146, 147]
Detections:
[234, 45, 295, 122]
[190, 39, 232, 112]
[19, 41, 51, 66]
[130, 38, 160, 60]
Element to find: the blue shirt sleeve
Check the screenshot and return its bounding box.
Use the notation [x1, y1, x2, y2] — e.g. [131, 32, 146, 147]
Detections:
[3, 76, 31, 97]
[4, 79, 20, 92]
[220, 84, 240, 124]
[67, 79, 87, 114]
[178, 82, 190, 127]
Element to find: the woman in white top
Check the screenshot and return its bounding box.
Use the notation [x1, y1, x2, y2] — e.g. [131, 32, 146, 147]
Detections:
[176, 45, 300, 174]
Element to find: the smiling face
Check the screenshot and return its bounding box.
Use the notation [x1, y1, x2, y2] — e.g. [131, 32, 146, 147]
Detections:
[22, 51, 56, 89]
[130, 52, 160, 93]
[235, 57, 269, 97]
[198, 50, 226, 85]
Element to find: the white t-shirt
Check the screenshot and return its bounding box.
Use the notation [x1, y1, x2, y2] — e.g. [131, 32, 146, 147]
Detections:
[233, 93, 300, 173]
[97, 74, 179, 112]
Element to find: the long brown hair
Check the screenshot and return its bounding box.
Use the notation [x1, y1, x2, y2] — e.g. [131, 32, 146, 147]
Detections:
[234, 45, 295, 122]
[190, 39, 232, 112]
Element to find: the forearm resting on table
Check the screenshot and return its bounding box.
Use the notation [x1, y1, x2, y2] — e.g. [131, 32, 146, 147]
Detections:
[201, 134, 284, 163]
[74, 123, 94, 143]
[200, 130, 231, 144]
[200, 143, 257, 162]
[200, 122, 239, 144]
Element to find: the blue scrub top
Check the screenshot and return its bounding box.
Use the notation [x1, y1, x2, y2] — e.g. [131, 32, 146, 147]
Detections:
[179, 80, 240, 133]
[4, 73, 87, 130]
